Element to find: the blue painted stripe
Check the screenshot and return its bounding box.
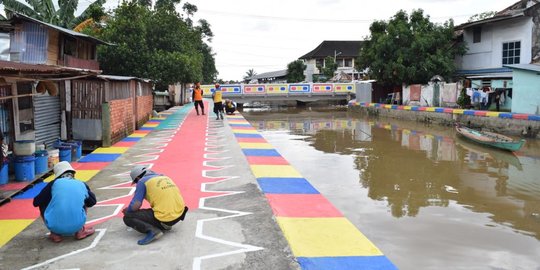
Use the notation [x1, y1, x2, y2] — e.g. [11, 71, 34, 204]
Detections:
[528, 115, 540, 121]
[411, 106, 419, 111]
[257, 177, 320, 194]
[138, 127, 154, 131]
[121, 137, 141, 142]
[297, 256, 397, 270]
[463, 110, 475, 115]
[243, 149, 281, 156]
[229, 123, 252, 127]
[13, 182, 47, 199]
[234, 133, 263, 138]
[499, 113, 513, 119]
[435, 108, 444, 113]
[79, 154, 121, 162]
[391, 105, 398, 109]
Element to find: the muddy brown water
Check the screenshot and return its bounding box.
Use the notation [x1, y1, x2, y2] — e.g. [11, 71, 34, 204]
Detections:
[242, 107, 540, 270]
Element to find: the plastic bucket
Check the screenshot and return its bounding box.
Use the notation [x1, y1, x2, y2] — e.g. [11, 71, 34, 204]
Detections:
[48, 149, 59, 168]
[14, 155, 35, 182]
[35, 150, 49, 174]
[57, 145, 72, 162]
[66, 141, 82, 161]
[0, 161, 8, 185]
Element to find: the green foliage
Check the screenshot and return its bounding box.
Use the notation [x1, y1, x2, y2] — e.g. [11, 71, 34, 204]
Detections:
[97, 1, 216, 86]
[358, 9, 466, 86]
[319, 56, 337, 80]
[286, 60, 306, 83]
[1, 0, 106, 28]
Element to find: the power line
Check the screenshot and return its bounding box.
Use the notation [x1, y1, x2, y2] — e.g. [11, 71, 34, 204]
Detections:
[199, 8, 479, 24]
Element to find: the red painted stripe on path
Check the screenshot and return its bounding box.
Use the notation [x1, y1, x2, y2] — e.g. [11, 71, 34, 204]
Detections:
[246, 156, 290, 165]
[151, 107, 224, 209]
[266, 194, 343, 217]
[0, 199, 40, 219]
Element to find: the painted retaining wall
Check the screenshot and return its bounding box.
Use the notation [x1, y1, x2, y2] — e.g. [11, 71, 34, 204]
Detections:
[349, 102, 540, 139]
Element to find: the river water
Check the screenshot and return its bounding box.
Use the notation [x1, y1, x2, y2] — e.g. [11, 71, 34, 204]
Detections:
[241, 106, 540, 270]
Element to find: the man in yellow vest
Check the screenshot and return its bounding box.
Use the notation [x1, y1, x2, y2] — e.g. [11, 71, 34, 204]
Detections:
[192, 82, 205, 115]
[123, 165, 188, 245]
[212, 83, 224, 120]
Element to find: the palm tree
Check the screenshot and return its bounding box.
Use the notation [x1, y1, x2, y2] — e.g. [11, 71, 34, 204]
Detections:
[244, 69, 257, 80]
[0, 0, 106, 29]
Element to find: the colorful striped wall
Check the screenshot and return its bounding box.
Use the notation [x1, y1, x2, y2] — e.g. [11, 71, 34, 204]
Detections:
[349, 101, 540, 121]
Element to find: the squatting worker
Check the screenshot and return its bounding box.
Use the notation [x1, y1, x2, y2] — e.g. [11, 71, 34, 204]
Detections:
[123, 165, 188, 245]
[33, 161, 96, 243]
[192, 82, 205, 115]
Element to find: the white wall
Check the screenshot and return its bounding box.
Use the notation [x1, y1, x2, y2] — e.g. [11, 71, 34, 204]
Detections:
[459, 17, 533, 70]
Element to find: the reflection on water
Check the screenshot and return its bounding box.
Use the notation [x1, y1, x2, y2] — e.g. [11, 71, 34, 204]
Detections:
[245, 111, 540, 239]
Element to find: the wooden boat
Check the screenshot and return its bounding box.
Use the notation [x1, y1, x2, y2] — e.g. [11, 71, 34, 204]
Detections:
[455, 124, 525, 152]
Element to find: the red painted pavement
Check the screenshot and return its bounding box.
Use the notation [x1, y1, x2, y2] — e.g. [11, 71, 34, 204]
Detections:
[113, 141, 137, 147]
[265, 194, 343, 217]
[236, 137, 267, 143]
[246, 156, 290, 165]
[0, 199, 40, 219]
[71, 162, 110, 170]
[151, 106, 225, 209]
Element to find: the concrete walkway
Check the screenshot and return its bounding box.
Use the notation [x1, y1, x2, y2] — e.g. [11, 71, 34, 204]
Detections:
[0, 103, 395, 270]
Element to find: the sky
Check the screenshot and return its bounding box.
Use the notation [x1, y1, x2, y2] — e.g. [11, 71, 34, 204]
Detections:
[6, 0, 521, 81]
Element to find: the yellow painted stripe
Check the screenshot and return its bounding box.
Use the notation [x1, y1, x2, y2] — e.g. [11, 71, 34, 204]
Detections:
[384, 104, 392, 109]
[229, 121, 250, 124]
[426, 107, 436, 112]
[0, 219, 34, 248]
[486, 112, 500, 117]
[403, 106, 412, 110]
[238, 142, 274, 149]
[76, 170, 100, 182]
[250, 165, 302, 178]
[277, 217, 383, 257]
[453, 109, 464, 114]
[92, 147, 129, 154]
[128, 133, 146, 138]
[143, 123, 159, 127]
[233, 129, 259, 134]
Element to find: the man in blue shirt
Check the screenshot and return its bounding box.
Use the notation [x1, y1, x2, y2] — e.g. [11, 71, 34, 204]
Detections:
[33, 161, 96, 243]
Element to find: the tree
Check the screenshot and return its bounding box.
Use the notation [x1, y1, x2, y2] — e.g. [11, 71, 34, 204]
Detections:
[0, 0, 106, 29]
[358, 9, 466, 86]
[319, 56, 337, 80]
[244, 69, 256, 80]
[97, 1, 216, 88]
[286, 60, 306, 83]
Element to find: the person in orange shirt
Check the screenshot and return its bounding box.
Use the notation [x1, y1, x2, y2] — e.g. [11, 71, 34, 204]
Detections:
[192, 82, 205, 115]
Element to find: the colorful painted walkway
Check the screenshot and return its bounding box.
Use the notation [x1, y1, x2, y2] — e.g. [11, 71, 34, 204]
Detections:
[0, 111, 179, 248]
[0, 104, 397, 269]
[229, 114, 397, 269]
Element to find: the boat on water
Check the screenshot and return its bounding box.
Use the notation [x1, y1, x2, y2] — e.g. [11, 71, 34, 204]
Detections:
[455, 124, 525, 152]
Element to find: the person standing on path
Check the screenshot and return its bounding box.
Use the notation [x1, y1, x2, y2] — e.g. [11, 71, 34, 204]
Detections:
[212, 83, 224, 120]
[33, 161, 96, 243]
[192, 82, 205, 115]
[123, 165, 189, 245]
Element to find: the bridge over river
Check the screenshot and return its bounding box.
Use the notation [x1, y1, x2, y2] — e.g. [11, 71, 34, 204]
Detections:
[202, 83, 359, 103]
